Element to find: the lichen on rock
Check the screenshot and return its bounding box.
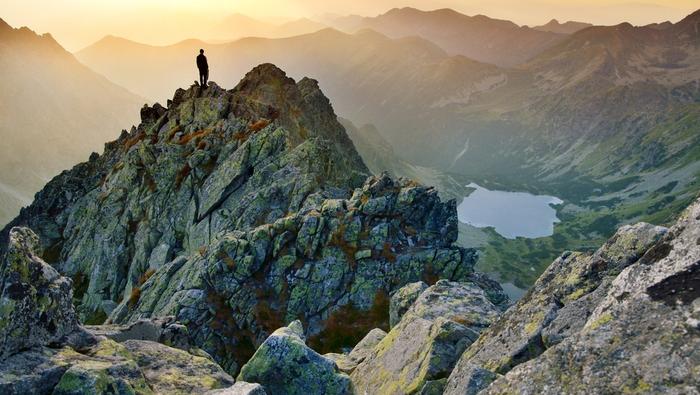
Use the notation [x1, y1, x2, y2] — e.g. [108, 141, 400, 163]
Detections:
[445, 205, 700, 394]
[0, 227, 79, 360]
[237, 320, 353, 395]
[350, 280, 505, 394]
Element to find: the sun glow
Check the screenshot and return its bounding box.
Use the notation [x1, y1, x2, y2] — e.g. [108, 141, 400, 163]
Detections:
[0, 0, 697, 51]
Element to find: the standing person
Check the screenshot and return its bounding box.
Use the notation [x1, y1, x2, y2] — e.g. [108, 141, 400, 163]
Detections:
[197, 49, 209, 87]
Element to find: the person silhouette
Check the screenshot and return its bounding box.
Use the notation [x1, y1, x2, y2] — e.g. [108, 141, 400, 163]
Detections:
[197, 49, 209, 87]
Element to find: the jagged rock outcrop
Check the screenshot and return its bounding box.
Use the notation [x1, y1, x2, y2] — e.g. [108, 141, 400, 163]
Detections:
[237, 321, 352, 395]
[106, 171, 479, 374]
[0, 227, 238, 394]
[2, 64, 369, 325]
[0, 227, 79, 359]
[1, 64, 487, 375]
[445, 202, 700, 394]
[350, 280, 506, 394]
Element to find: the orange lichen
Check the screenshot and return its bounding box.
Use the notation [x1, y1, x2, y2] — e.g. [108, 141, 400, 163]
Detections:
[128, 287, 141, 308]
[178, 128, 211, 145]
[249, 119, 271, 132]
[381, 242, 397, 263]
[175, 163, 191, 189]
[123, 132, 146, 150]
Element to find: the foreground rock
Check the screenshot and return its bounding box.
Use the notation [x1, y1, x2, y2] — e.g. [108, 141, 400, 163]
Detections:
[445, 202, 700, 393]
[0, 227, 236, 394]
[0, 227, 79, 359]
[206, 382, 266, 395]
[1, 64, 490, 374]
[351, 280, 506, 394]
[238, 321, 352, 395]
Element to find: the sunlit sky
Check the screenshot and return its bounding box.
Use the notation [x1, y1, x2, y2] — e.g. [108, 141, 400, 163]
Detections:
[1, 0, 698, 51]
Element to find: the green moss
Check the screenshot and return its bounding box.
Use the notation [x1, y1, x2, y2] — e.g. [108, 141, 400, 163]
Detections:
[588, 312, 613, 330]
[622, 378, 653, 394]
[565, 288, 587, 303]
[524, 311, 545, 336]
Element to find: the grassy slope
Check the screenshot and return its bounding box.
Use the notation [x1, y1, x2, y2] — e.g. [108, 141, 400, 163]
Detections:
[471, 107, 700, 287]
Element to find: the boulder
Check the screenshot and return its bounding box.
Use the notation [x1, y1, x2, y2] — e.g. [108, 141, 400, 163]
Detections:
[0, 227, 79, 359]
[237, 321, 352, 395]
[206, 382, 267, 395]
[122, 340, 234, 394]
[351, 281, 502, 394]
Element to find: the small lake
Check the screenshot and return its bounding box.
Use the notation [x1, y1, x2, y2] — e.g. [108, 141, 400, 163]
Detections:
[457, 183, 563, 239]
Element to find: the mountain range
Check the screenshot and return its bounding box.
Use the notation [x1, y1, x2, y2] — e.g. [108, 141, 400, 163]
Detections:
[1, 6, 699, 394]
[533, 19, 592, 34]
[1, 62, 698, 395]
[329, 7, 569, 67]
[0, 18, 143, 226]
[3, 7, 700, 288]
[208, 14, 326, 42]
[72, 8, 700, 284]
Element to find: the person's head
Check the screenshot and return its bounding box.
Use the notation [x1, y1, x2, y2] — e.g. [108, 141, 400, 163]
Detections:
[199, 49, 204, 54]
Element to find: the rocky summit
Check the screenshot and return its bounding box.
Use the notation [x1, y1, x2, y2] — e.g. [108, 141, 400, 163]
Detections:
[2, 63, 699, 394]
[0, 63, 492, 377]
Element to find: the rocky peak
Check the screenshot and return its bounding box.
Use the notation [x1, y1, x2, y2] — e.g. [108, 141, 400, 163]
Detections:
[1, 63, 491, 376]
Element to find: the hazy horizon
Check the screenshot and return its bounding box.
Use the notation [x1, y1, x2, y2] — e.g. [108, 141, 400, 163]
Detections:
[1, 0, 698, 51]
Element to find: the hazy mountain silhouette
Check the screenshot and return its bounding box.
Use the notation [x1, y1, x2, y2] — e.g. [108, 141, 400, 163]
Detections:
[76, 27, 502, 106]
[210, 13, 326, 41]
[533, 19, 592, 34]
[329, 7, 567, 67]
[0, 19, 143, 225]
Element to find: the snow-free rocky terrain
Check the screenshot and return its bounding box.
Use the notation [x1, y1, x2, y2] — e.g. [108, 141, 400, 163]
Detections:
[1, 64, 698, 394]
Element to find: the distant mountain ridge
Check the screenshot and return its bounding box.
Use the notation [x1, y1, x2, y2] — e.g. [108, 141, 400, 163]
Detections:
[533, 19, 593, 34]
[210, 13, 327, 41]
[0, 19, 143, 225]
[330, 7, 567, 67]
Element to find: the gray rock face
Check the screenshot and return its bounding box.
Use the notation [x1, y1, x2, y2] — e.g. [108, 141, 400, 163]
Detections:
[0, 227, 236, 394]
[351, 280, 504, 394]
[237, 320, 353, 395]
[444, 208, 700, 394]
[0, 227, 79, 359]
[104, 171, 478, 374]
[85, 316, 194, 351]
[1, 63, 369, 325]
[1, 63, 483, 375]
[206, 382, 267, 395]
[122, 339, 235, 394]
[323, 328, 388, 374]
[390, 281, 428, 327]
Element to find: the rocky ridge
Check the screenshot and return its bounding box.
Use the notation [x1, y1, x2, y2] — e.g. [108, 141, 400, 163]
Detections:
[2, 62, 698, 394]
[1, 64, 496, 375]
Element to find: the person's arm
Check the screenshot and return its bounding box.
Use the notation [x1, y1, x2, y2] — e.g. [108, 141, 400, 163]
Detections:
[204, 57, 209, 69]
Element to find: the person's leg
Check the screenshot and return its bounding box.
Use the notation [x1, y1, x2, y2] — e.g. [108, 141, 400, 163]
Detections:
[204, 69, 209, 87]
[199, 71, 204, 86]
